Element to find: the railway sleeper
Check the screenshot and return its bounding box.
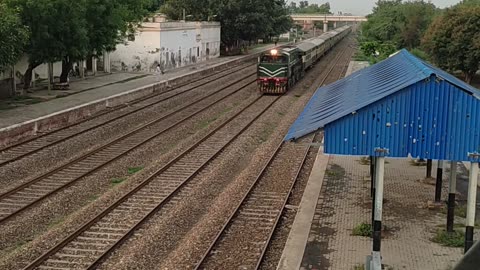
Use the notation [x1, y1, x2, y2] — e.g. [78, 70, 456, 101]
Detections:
[1, 196, 34, 202]
[83, 231, 124, 238]
[229, 223, 271, 231]
[70, 240, 110, 248]
[89, 226, 128, 233]
[43, 259, 90, 267]
[62, 247, 103, 255]
[30, 182, 64, 189]
[235, 215, 276, 223]
[76, 236, 118, 243]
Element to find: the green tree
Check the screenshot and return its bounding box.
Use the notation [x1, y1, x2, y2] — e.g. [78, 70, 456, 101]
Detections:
[8, 0, 155, 87]
[359, 0, 438, 63]
[422, 5, 480, 83]
[291, 1, 331, 14]
[161, 0, 292, 49]
[0, 3, 29, 71]
[8, 0, 89, 89]
[74, 0, 154, 83]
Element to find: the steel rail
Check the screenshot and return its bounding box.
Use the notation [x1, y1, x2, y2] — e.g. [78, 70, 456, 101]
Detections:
[0, 63, 256, 167]
[23, 94, 282, 270]
[194, 39, 352, 270]
[0, 75, 257, 225]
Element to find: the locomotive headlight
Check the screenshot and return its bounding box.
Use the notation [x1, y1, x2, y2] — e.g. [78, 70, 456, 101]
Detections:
[270, 49, 278, 55]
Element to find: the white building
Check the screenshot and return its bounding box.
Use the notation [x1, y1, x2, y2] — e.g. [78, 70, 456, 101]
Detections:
[110, 19, 221, 73]
[0, 15, 221, 98]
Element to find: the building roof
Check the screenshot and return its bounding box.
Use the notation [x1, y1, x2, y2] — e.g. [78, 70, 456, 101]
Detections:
[285, 49, 480, 161]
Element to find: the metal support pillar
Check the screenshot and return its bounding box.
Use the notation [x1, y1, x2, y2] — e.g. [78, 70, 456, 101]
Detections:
[323, 21, 328, 32]
[370, 156, 376, 227]
[92, 56, 97, 76]
[435, 160, 444, 202]
[427, 159, 433, 178]
[370, 156, 375, 197]
[447, 161, 457, 232]
[465, 162, 478, 253]
[372, 156, 385, 270]
[80, 60, 86, 78]
[103, 51, 111, 73]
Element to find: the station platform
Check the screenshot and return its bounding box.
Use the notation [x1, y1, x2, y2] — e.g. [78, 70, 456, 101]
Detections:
[0, 43, 280, 145]
[277, 61, 479, 270]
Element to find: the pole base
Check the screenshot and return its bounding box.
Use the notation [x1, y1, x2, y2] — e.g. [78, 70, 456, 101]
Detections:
[370, 251, 382, 270]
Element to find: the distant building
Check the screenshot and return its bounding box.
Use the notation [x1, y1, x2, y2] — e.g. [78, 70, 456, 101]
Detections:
[110, 15, 221, 73]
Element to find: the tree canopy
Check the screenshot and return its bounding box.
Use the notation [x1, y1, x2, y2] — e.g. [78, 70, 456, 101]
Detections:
[161, 0, 292, 47]
[358, 0, 438, 62]
[422, 4, 480, 83]
[0, 3, 29, 71]
[361, 0, 437, 49]
[358, 0, 480, 84]
[3, 0, 155, 88]
[289, 1, 331, 14]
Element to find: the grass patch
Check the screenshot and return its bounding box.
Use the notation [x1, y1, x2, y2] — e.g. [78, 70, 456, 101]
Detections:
[441, 204, 467, 218]
[325, 169, 338, 177]
[48, 216, 66, 228]
[353, 264, 365, 270]
[127, 167, 143, 175]
[358, 157, 370, 165]
[197, 107, 233, 130]
[198, 117, 218, 129]
[88, 194, 99, 202]
[111, 177, 126, 185]
[259, 123, 276, 143]
[432, 229, 464, 247]
[353, 49, 370, 62]
[352, 222, 373, 237]
[2, 239, 30, 255]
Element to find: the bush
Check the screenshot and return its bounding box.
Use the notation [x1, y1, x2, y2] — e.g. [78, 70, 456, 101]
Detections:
[352, 223, 373, 237]
[432, 229, 464, 247]
[410, 48, 429, 61]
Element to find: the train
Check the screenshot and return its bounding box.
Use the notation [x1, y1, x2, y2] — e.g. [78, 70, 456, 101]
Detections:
[257, 25, 352, 94]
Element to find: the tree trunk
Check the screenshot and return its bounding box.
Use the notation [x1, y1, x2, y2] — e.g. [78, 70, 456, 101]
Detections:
[60, 57, 72, 83]
[23, 62, 40, 91]
[464, 71, 475, 84]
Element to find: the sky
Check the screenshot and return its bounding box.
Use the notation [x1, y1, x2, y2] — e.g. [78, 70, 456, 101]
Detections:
[302, 0, 463, 15]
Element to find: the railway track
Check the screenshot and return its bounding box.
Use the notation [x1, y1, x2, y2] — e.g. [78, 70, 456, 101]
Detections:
[0, 62, 255, 167]
[194, 135, 316, 270]
[194, 40, 353, 270]
[23, 95, 282, 270]
[0, 74, 257, 225]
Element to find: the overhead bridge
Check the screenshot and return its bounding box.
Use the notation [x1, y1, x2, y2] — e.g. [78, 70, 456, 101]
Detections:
[291, 14, 367, 32]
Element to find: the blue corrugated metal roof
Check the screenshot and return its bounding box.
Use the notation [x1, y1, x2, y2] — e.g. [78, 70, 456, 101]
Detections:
[285, 49, 480, 161]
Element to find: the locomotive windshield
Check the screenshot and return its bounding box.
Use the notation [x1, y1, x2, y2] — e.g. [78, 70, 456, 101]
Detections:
[260, 55, 288, 64]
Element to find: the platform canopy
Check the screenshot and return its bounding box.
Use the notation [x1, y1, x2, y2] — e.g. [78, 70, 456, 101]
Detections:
[285, 49, 480, 161]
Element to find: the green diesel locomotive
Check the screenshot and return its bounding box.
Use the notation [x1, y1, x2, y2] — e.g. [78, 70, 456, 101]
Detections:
[257, 25, 351, 94]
